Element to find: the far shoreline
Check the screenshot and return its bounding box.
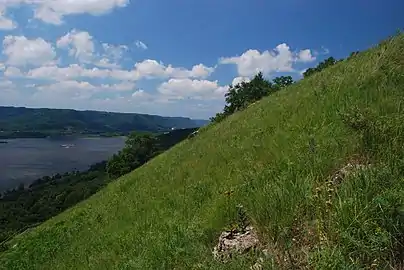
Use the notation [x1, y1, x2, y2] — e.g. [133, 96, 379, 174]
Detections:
[0, 133, 129, 140]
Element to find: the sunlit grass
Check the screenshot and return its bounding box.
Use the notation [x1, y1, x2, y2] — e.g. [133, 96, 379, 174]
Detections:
[1, 33, 403, 269]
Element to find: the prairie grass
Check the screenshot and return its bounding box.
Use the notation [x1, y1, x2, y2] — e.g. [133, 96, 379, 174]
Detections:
[1, 33, 403, 269]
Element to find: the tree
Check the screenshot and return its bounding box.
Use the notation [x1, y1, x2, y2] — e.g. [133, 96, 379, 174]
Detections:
[211, 72, 294, 123]
[224, 72, 273, 115]
[303, 57, 338, 78]
[272, 76, 294, 90]
[106, 132, 159, 178]
[210, 112, 227, 123]
[348, 51, 359, 60]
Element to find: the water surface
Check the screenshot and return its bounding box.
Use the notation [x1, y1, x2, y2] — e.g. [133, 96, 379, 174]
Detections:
[0, 137, 125, 191]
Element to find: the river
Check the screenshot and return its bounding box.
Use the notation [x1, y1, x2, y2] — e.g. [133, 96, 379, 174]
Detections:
[0, 137, 126, 191]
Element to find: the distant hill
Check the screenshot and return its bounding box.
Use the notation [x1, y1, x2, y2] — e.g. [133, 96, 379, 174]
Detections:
[0, 106, 208, 139]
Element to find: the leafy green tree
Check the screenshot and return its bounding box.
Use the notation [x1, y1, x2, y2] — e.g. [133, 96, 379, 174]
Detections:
[272, 75, 294, 90]
[303, 57, 338, 78]
[211, 72, 294, 123]
[224, 72, 273, 115]
[210, 112, 227, 123]
[106, 132, 159, 178]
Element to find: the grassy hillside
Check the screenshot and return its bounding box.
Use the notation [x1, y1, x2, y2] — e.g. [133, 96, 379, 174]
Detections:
[1, 34, 403, 269]
[0, 106, 207, 139]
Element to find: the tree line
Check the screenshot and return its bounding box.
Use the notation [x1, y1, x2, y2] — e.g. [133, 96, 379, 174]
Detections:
[211, 52, 360, 123]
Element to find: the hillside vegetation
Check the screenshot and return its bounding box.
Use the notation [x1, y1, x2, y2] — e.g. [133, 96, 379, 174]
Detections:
[0, 106, 206, 138]
[0, 128, 197, 246]
[1, 34, 404, 269]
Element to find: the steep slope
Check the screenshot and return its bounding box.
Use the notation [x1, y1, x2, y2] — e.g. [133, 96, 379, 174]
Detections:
[1, 34, 404, 269]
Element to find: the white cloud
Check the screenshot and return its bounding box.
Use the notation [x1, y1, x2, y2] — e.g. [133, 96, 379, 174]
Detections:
[158, 78, 227, 100]
[33, 80, 98, 102]
[37, 80, 97, 91]
[27, 64, 122, 81]
[3, 35, 56, 66]
[109, 68, 136, 80]
[56, 31, 129, 67]
[57, 29, 95, 63]
[132, 60, 214, 79]
[25, 64, 135, 81]
[35, 80, 135, 101]
[135, 40, 148, 50]
[131, 89, 145, 98]
[133, 59, 165, 78]
[30, 0, 130, 25]
[0, 79, 14, 88]
[102, 43, 128, 61]
[130, 89, 156, 102]
[219, 43, 296, 77]
[20, 59, 214, 86]
[296, 49, 315, 62]
[0, 8, 17, 30]
[189, 64, 215, 78]
[94, 58, 121, 69]
[106, 81, 135, 91]
[4, 66, 23, 77]
[232, 76, 250, 86]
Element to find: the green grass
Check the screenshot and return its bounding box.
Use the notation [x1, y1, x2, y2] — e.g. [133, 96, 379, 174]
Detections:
[1, 34, 404, 269]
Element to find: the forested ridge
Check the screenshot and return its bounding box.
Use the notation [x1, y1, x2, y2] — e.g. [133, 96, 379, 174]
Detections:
[0, 106, 207, 139]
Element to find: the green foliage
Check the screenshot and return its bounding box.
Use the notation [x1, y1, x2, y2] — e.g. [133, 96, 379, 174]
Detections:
[303, 56, 339, 78]
[106, 128, 198, 178]
[0, 163, 110, 244]
[272, 75, 294, 90]
[211, 72, 294, 123]
[1, 34, 404, 269]
[106, 132, 160, 178]
[0, 128, 196, 248]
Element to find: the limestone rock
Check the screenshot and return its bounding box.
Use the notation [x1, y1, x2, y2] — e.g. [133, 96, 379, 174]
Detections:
[213, 226, 260, 262]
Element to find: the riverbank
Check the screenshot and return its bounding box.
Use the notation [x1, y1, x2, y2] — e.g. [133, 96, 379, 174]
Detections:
[0, 137, 126, 192]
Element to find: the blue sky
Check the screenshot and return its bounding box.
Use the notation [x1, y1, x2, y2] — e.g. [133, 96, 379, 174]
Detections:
[0, 0, 403, 119]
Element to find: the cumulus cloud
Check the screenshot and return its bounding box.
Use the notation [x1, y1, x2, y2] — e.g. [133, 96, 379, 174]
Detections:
[158, 78, 227, 100]
[41, 80, 134, 91]
[135, 40, 148, 50]
[3, 35, 56, 66]
[57, 29, 95, 63]
[56, 30, 131, 67]
[5, 0, 129, 25]
[27, 64, 106, 81]
[137, 61, 214, 79]
[296, 49, 316, 62]
[219, 43, 295, 77]
[220, 44, 317, 77]
[94, 58, 121, 69]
